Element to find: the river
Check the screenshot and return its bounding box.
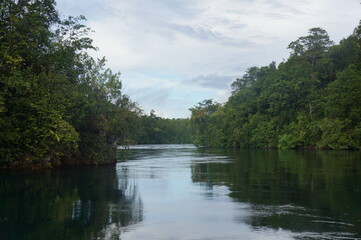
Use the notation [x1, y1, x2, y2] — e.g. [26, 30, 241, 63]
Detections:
[1, 144, 360, 239]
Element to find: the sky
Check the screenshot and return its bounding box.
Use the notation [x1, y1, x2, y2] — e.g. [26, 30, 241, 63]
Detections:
[56, 0, 360, 118]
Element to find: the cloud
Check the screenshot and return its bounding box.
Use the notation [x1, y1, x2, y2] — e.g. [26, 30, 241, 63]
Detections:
[136, 88, 172, 107]
[56, 0, 361, 118]
[262, 0, 309, 16]
[168, 23, 255, 48]
[185, 74, 237, 89]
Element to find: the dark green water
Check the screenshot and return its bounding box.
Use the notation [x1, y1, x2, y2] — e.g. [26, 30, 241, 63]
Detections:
[1, 145, 360, 239]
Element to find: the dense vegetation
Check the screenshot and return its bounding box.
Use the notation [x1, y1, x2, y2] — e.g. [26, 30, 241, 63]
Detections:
[0, 0, 142, 168]
[2, 1, 360, 169]
[190, 23, 361, 150]
[0, 0, 193, 169]
[136, 110, 194, 144]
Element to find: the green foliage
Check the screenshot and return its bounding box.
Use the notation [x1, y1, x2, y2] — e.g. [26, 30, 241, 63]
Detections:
[324, 65, 361, 122]
[136, 110, 194, 144]
[278, 134, 301, 149]
[317, 118, 355, 150]
[191, 22, 361, 150]
[0, 0, 141, 168]
[189, 99, 226, 147]
[278, 115, 321, 149]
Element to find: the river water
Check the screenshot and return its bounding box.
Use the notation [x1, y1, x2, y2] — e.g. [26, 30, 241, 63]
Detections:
[1, 144, 360, 239]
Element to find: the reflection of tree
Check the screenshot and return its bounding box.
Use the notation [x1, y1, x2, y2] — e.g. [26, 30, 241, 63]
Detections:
[191, 149, 361, 236]
[122, 148, 175, 161]
[0, 166, 143, 240]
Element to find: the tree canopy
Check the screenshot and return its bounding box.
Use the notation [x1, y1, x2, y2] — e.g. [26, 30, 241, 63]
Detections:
[190, 22, 361, 150]
[0, 0, 141, 168]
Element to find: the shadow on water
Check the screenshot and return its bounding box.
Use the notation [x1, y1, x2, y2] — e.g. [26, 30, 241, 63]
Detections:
[0, 166, 143, 240]
[191, 148, 361, 239]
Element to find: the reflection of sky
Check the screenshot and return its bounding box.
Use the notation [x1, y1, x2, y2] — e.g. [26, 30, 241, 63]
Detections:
[113, 145, 361, 239]
[57, 0, 361, 118]
[116, 145, 296, 239]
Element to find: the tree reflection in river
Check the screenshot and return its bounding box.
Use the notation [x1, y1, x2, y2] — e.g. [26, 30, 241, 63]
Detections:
[191, 148, 361, 239]
[1, 146, 360, 240]
[0, 166, 142, 240]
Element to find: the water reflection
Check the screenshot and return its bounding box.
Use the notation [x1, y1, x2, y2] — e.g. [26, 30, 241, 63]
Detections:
[1, 146, 361, 240]
[0, 166, 142, 240]
[191, 148, 361, 239]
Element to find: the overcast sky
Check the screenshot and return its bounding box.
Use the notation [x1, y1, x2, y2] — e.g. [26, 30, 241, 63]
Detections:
[57, 0, 360, 118]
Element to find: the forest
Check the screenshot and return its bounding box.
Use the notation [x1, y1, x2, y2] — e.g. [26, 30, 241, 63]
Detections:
[136, 110, 193, 144]
[1, 0, 360, 169]
[0, 0, 193, 169]
[190, 23, 361, 150]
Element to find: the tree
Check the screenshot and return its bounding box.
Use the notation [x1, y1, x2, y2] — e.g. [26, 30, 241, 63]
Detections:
[189, 22, 361, 150]
[288, 27, 334, 64]
[137, 111, 193, 144]
[0, 0, 141, 168]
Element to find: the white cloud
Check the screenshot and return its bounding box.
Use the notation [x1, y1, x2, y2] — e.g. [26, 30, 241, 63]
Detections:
[57, 0, 361, 118]
[185, 74, 236, 89]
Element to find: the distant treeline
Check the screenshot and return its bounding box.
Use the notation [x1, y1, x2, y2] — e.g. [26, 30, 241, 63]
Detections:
[190, 23, 361, 150]
[136, 110, 194, 145]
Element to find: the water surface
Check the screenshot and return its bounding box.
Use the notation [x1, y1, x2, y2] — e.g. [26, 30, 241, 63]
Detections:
[1, 145, 360, 239]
